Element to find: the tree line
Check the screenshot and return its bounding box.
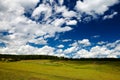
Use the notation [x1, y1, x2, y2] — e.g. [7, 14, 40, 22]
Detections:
[0, 54, 120, 62]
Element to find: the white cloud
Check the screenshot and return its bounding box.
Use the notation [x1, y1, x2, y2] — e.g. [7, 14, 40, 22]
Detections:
[0, 45, 55, 55]
[98, 41, 107, 45]
[103, 12, 118, 20]
[73, 49, 90, 58]
[62, 39, 120, 58]
[29, 37, 47, 45]
[93, 35, 100, 38]
[52, 18, 65, 27]
[75, 0, 119, 16]
[0, 0, 73, 51]
[64, 46, 78, 54]
[70, 41, 78, 47]
[78, 39, 91, 46]
[66, 20, 77, 25]
[55, 6, 67, 13]
[106, 40, 120, 48]
[57, 45, 64, 48]
[32, 3, 52, 20]
[64, 39, 91, 54]
[90, 46, 111, 58]
[73, 40, 120, 58]
[36, 45, 55, 55]
[56, 49, 63, 53]
[62, 39, 72, 42]
[55, 5, 77, 19]
[0, 0, 119, 58]
[58, 0, 64, 5]
[62, 10, 77, 18]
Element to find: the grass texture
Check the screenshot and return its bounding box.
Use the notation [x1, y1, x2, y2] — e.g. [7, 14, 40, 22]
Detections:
[0, 60, 120, 80]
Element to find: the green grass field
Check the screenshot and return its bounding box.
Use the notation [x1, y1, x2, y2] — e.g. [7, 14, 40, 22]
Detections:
[0, 60, 120, 80]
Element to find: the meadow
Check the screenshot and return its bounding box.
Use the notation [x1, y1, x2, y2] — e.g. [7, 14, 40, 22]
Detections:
[0, 59, 120, 80]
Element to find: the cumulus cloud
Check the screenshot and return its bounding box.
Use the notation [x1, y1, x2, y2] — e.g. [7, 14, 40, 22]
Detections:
[0, 0, 72, 49]
[0, 45, 55, 55]
[58, 0, 64, 5]
[57, 45, 64, 48]
[62, 10, 77, 18]
[69, 39, 91, 48]
[103, 12, 118, 20]
[64, 46, 78, 54]
[32, 3, 52, 20]
[63, 39, 91, 55]
[98, 41, 107, 45]
[78, 39, 91, 46]
[29, 37, 47, 45]
[52, 18, 65, 27]
[75, 0, 119, 18]
[64, 40, 120, 58]
[66, 20, 77, 25]
[0, 0, 72, 56]
[0, 0, 119, 58]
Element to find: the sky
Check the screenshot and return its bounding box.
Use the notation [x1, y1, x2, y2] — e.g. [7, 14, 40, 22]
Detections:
[0, 0, 120, 58]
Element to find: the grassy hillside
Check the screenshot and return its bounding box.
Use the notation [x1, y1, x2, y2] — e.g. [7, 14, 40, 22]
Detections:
[0, 60, 120, 80]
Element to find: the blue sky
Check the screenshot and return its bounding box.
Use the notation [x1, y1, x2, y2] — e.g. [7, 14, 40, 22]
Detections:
[0, 0, 120, 58]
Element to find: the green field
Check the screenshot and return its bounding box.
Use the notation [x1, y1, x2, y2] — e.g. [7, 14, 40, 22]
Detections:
[0, 60, 120, 80]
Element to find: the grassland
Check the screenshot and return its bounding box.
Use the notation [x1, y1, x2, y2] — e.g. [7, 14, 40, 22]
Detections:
[0, 60, 120, 80]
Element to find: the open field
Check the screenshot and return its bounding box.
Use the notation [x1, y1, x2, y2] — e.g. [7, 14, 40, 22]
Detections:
[0, 60, 120, 80]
